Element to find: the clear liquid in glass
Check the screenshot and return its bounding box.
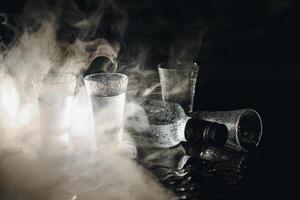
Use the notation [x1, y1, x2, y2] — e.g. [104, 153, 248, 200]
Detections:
[90, 92, 126, 145]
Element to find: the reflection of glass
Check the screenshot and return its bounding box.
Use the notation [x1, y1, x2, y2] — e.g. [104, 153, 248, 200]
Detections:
[33, 73, 76, 144]
[84, 73, 128, 146]
[158, 62, 199, 114]
[138, 144, 188, 170]
[192, 109, 263, 152]
[138, 143, 261, 200]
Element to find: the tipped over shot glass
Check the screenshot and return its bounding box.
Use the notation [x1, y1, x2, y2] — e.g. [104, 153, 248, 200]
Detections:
[158, 62, 199, 114]
[192, 108, 263, 152]
[33, 73, 76, 145]
[84, 73, 128, 147]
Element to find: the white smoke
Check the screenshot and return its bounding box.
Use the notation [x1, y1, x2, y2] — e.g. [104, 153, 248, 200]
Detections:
[0, 1, 173, 199]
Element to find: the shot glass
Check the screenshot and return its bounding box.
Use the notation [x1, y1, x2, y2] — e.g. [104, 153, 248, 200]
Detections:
[192, 109, 263, 152]
[33, 73, 76, 145]
[84, 73, 128, 146]
[158, 62, 199, 114]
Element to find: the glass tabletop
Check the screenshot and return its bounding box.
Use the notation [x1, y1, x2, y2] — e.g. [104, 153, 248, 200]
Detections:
[138, 143, 262, 200]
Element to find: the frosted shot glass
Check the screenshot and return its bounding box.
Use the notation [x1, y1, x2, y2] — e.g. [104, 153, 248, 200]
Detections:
[33, 73, 76, 144]
[84, 73, 128, 146]
[158, 62, 199, 114]
[192, 109, 263, 152]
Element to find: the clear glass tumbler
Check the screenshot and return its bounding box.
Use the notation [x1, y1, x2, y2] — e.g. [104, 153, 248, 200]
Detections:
[192, 108, 263, 152]
[33, 73, 76, 145]
[84, 73, 128, 146]
[158, 62, 199, 114]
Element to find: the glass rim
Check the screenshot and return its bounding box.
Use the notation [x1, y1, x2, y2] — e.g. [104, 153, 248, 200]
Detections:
[158, 62, 199, 72]
[235, 108, 263, 151]
[84, 72, 128, 82]
[32, 73, 76, 84]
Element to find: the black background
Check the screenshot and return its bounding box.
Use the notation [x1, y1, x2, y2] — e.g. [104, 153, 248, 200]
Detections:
[1, 0, 299, 199]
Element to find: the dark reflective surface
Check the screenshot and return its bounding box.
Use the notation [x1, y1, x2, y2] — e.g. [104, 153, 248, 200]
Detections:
[138, 144, 262, 200]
